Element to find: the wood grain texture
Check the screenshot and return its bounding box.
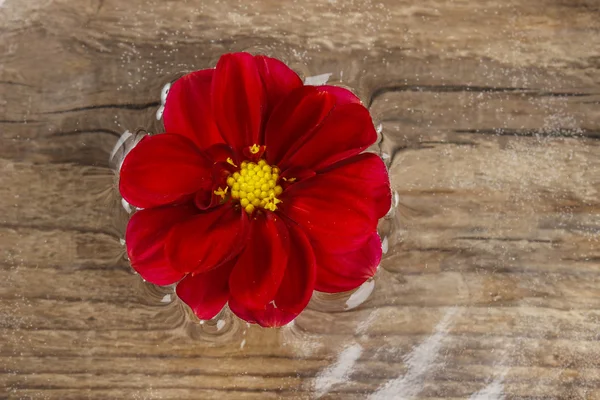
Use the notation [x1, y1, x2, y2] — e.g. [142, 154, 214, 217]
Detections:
[1, 0, 599, 399]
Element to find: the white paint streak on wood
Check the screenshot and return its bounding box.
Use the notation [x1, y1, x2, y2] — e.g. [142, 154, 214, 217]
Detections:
[469, 377, 506, 400]
[313, 343, 363, 398]
[368, 307, 458, 400]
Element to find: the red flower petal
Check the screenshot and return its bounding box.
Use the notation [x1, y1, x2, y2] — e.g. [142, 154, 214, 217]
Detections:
[204, 143, 237, 164]
[211, 52, 265, 150]
[317, 85, 362, 106]
[176, 258, 236, 320]
[272, 221, 316, 314]
[227, 296, 258, 324]
[119, 134, 213, 208]
[229, 213, 290, 311]
[314, 267, 370, 294]
[282, 103, 377, 171]
[228, 221, 315, 327]
[264, 86, 336, 165]
[125, 204, 198, 285]
[279, 153, 390, 253]
[165, 204, 249, 274]
[195, 157, 237, 211]
[255, 55, 303, 119]
[323, 153, 391, 221]
[229, 298, 298, 328]
[163, 69, 224, 149]
[313, 232, 382, 293]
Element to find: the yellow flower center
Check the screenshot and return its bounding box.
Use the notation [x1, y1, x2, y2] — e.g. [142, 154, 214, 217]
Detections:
[225, 159, 283, 214]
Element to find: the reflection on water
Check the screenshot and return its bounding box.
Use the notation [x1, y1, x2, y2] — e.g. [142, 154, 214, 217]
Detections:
[107, 50, 401, 342]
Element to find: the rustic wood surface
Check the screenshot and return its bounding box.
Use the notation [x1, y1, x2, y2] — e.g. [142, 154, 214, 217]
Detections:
[1, 0, 600, 399]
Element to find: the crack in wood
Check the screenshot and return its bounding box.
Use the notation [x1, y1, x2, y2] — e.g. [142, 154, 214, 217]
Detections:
[43, 101, 161, 114]
[0, 222, 119, 239]
[0, 80, 34, 87]
[367, 85, 596, 108]
[48, 128, 123, 138]
[0, 119, 42, 124]
[455, 128, 600, 140]
[455, 236, 557, 244]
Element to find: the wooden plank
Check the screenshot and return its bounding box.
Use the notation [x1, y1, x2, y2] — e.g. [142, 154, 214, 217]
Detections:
[1, 0, 600, 398]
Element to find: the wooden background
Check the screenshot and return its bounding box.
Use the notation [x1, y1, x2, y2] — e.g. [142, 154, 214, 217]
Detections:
[1, 0, 600, 399]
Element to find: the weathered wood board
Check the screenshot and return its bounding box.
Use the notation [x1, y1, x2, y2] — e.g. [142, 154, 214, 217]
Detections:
[1, 0, 600, 399]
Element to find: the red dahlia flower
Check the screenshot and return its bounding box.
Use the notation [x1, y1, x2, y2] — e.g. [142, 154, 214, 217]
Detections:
[119, 52, 391, 327]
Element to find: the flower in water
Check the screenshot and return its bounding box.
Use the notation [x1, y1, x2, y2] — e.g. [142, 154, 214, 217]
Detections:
[120, 52, 391, 327]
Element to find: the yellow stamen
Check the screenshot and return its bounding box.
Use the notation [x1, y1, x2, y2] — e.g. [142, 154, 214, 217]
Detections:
[227, 158, 283, 214]
[250, 144, 261, 154]
[214, 186, 228, 199]
[226, 157, 237, 167]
